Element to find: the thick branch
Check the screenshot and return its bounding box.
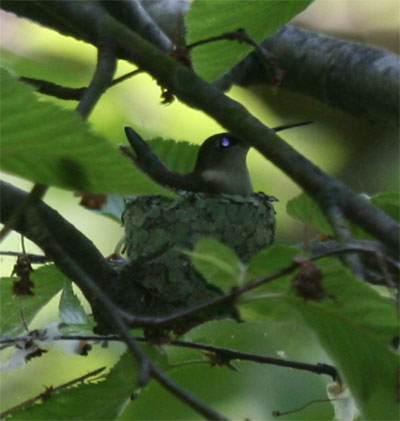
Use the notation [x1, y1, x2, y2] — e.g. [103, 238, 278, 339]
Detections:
[0, 181, 117, 302]
[225, 25, 400, 127]
[100, 0, 173, 52]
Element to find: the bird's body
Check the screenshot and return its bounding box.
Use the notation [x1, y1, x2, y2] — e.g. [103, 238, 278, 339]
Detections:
[123, 122, 311, 195]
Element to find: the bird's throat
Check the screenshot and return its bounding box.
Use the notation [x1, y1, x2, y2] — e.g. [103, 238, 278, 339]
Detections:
[201, 168, 253, 195]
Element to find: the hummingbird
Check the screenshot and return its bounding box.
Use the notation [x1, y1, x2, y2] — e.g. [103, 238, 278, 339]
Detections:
[123, 122, 311, 195]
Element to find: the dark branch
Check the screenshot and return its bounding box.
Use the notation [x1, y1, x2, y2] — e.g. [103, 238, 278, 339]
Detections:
[224, 25, 399, 127]
[323, 205, 364, 277]
[0, 334, 339, 382]
[20, 69, 142, 101]
[0, 184, 48, 242]
[76, 38, 117, 118]
[19, 77, 86, 100]
[167, 339, 339, 382]
[100, 0, 173, 52]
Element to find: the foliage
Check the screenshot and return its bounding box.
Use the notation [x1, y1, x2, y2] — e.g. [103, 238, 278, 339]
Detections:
[186, 0, 313, 81]
[0, 1, 398, 420]
[0, 69, 167, 196]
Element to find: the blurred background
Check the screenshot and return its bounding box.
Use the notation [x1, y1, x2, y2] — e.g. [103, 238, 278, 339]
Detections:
[1, 0, 399, 419]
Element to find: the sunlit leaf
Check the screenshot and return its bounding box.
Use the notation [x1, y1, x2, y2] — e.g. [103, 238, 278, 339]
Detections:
[184, 237, 245, 291]
[186, 0, 313, 81]
[59, 280, 87, 324]
[0, 68, 169, 195]
[148, 138, 198, 174]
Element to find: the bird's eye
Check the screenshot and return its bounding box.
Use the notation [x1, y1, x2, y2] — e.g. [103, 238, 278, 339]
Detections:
[220, 137, 231, 148]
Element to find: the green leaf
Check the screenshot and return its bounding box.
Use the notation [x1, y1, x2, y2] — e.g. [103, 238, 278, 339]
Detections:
[371, 191, 399, 222]
[244, 257, 398, 419]
[59, 280, 87, 324]
[148, 138, 198, 174]
[186, 0, 313, 81]
[0, 68, 169, 195]
[247, 244, 300, 280]
[9, 348, 170, 420]
[0, 264, 66, 335]
[185, 237, 246, 291]
[286, 192, 333, 235]
[238, 245, 302, 321]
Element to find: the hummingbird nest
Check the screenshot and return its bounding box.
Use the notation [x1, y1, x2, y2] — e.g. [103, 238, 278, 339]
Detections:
[121, 191, 276, 332]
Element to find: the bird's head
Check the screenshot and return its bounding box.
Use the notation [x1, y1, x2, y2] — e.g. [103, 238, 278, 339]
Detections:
[193, 133, 252, 195]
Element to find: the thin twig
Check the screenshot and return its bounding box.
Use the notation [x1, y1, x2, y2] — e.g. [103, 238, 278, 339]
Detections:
[20, 69, 142, 101]
[0, 334, 338, 381]
[0, 251, 51, 264]
[110, 68, 142, 86]
[272, 398, 335, 417]
[0, 366, 106, 419]
[187, 29, 263, 53]
[187, 28, 283, 84]
[167, 339, 339, 382]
